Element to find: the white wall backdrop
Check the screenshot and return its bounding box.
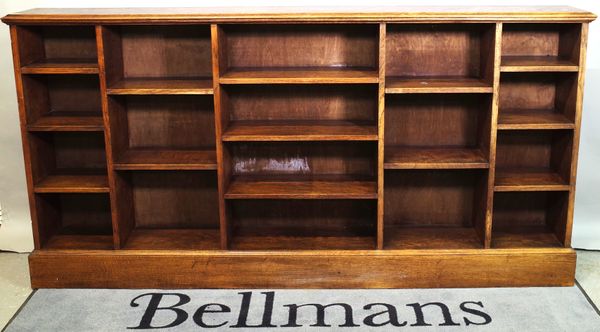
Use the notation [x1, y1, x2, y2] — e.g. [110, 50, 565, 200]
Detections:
[0, 0, 598, 252]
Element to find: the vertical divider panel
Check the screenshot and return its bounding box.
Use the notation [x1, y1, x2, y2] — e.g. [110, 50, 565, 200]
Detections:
[9, 26, 45, 248]
[96, 25, 133, 249]
[377, 23, 386, 249]
[484, 23, 503, 248]
[563, 23, 589, 247]
[211, 24, 231, 249]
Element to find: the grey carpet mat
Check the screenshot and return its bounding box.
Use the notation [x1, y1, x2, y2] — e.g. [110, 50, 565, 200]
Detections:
[5, 287, 600, 331]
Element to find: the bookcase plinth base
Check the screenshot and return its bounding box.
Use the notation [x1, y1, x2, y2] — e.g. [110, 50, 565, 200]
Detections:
[29, 248, 576, 288]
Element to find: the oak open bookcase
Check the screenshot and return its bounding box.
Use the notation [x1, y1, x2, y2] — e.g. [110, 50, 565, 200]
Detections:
[2, 7, 596, 288]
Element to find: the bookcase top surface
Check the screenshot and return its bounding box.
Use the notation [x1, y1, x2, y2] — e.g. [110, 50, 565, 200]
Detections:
[2, 6, 596, 24]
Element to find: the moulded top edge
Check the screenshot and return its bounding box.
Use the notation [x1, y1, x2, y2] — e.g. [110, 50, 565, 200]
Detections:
[1, 6, 597, 24]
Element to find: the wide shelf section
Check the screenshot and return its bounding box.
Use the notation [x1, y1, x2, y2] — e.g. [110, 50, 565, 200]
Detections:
[44, 234, 114, 250]
[222, 120, 377, 142]
[225, 176, 377, 199]
[230, 234, 374, 250]
[492, 226, 562, 248]
[123, 229, 220, 250]
[27, 112, 104, 132]
[21, 58, 99, 75]
[106, 78, 213, 95]
[500, 56, 579, 72]
[385, 77, 492, 94]
[385, 226, 482, 249]
[219, 68, 378, 84]
[384, 147, 489, 169]
[113, 149, 217, 170]
[495, 168, 570, 192]
[497, 109, 574, 130]
[34, 174, 109, 193]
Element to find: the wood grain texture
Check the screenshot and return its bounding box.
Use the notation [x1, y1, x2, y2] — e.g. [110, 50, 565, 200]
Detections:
[27, 113, 104, 132]
[21, 59, 98, 74]
[231, 235, 374, 250]
[385, 77, 492, 93]
[113, 149, 216, 170]
[501, 56, 578, 72]
[385, 226, 482, 249]
[124, 229, 220, 250]
[28, 248, 577, 288]
[384, 147, 489, 169]
[34, 174, 109, 193]
[497, 109, 575, 130]
[222, 120, 377, 141]
[107, 78, 213, 95]
[492, 226, 562, 248]
[495, 168, 570, 191]
[225, 176, 377, 199]
[220, 68, 379, 84]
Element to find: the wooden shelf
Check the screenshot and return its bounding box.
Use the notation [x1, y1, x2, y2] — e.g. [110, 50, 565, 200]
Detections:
[21, 59, 99, 74]
[492, 226, 562, 248]
[124, 229, 220, 250]
[385, 226, 482, 249]
[384, 147, 489, 169]
[27, 112, 104, 132]
[498, 109, 574, 130]
[220, 68, 378, 84]
[114, 149, 217, 170]
[44, 234, 114, 250]
[225, 176, 377, 199]
[385, 77, 492, 94]
[495, 168, 570, 192]
[107, 78, 213, 95]
[500, 56, 579, 72]
[231, 235, 374, 250]
[34, 174, 109, 193]
[222, 120, 378, 142]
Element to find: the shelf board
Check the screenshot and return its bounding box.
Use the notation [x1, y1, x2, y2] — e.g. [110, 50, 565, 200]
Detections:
[231, 235, 374, 250]
[107, 77, 213, 95]
[225, 176, 377, 199]
[124, 229, 220, 250]
[492, 226, 562, 248]
[220, 67, 378, 84]
[34, 174, 109, 193]
[44, 234, 114, 250]
[27, 112, 104, 132]
[222, 120, 378, 142]
[114, 149, 217, 170]
[500, 56, 579, 72]
[385, 226, 483, 249]
[384, 147, 489, 169]
[21, 58, 99, 74]
[385, 76, 493, 94]
[495, 168, 571, 192]
[498, 109, 575, 130]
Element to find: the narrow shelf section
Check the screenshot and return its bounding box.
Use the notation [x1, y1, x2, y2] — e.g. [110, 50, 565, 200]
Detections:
[500, 56, 579, 72]
[106, 78, 213, 95]
[497, 110, 575, 130]
[114, 149, 217, 170]
[225, 176, 377, 199]
[384, 147, 489, 169]
[44, 234, 114, 250]
[222, 120, 378, 142]
[495, 168, 570, 192]
[34, 174, 109, 193]
[220, 68, 379, 84]
[492, 226, 562, 248]
[231, 235, 374, 250]
[27, 112, 104, 132]
[21, 59, 99, 74]
[385, 227, 482, 249]
[124, 229, 220, 250]
[385, 77, 493, 94]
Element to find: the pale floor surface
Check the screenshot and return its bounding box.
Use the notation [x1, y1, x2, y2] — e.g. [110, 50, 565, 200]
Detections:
[0, 250, 599, 329]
